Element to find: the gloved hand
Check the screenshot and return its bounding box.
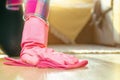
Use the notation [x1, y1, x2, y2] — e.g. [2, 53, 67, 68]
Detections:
[4, 46, 88, 69]
[4, 16, 88, 69]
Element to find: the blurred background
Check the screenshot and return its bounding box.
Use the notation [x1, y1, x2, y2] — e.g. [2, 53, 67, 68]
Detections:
[48, 0, 120, 47]
[48, 0, 114, 45]
[0, 0, 120, 56]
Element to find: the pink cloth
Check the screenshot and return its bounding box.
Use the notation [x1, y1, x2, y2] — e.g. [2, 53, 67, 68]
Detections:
[6, 0, 50, 20]
[4, 16, 88, 69]
[6, 0, 23, 10]
[4, 56, 88, 69]
[24, 0, 49, 20]
[24, 0, 37, 17]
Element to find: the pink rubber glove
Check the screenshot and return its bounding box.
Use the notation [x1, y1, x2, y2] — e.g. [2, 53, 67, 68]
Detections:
[4, 16, 88, 69]
[6, 0, 23, 11]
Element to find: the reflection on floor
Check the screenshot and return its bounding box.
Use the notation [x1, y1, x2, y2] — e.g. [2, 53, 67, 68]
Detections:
[0, 45, 120, 80]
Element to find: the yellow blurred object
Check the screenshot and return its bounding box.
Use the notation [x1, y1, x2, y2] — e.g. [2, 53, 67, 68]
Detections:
[0, 47, 8, 58]
[0, 48, 4, 54]
[50, 0, 93, 5]
[48, 0, 94, 44]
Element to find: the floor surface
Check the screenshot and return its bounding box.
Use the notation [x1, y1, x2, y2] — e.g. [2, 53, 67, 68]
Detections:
[0, 45, 120, 80]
